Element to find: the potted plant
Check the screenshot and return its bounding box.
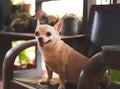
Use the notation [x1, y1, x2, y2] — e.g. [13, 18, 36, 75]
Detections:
[61, 13, 81, 36]
[10, 10, 30, 32]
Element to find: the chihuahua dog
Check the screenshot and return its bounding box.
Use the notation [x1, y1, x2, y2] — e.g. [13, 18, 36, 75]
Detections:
[35, 19, 111, 89]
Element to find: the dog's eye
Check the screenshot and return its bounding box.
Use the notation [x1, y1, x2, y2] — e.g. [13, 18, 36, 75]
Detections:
[35, 31, 39, 36]
[46, 32, 51, 37]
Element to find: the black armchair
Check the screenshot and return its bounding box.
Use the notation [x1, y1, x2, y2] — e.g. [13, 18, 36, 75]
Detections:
[77, 4, 120, 89]
[3, 4, 120, 89]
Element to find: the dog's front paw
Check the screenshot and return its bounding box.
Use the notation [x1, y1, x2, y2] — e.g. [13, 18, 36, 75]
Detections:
[40, 80, 50, 85]
[58, 85, 65, 89]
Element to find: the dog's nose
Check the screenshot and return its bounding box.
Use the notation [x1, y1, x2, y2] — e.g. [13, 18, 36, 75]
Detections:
[38, 37, 43, 42]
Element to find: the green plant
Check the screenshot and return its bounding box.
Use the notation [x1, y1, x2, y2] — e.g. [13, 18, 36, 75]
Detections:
[62, 13, 78, 19]
[18, 50, 30, 65]
[10, 10, 29, 21]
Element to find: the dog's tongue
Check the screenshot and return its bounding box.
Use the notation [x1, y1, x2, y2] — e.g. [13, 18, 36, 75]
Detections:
[39, 41, 45, 47]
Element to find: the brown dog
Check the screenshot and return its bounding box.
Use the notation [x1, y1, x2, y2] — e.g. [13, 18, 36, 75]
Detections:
[35, 19, 111, 89]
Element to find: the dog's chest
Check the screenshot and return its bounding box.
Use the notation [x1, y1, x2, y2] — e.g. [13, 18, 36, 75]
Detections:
[43, 51, 63, 73]
[44, 57, 59, 73]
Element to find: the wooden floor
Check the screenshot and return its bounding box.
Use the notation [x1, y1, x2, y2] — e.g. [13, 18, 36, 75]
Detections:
[0, 80, 3, 89]
[0, 75, 2, 89]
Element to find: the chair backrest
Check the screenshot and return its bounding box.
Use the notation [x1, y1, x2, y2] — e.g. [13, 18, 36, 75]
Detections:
[87, 4, 120, 57]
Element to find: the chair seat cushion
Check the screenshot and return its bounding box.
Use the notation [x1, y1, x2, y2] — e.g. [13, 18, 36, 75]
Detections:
[14, 76, 77, 89]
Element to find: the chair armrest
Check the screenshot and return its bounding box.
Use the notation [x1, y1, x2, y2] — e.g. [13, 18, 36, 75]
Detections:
[77, 52, 105, 89]
[77, 45, 120, 89]
[3, 39, 37, 89]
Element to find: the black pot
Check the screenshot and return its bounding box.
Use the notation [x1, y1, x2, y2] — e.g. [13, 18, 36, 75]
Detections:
[61, 18, 79, 36]
[27, 18, 37, 33]
[13, 22, 26, 32]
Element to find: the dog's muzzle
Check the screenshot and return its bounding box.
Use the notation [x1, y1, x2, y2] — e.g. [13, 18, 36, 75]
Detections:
[38, 37, 51, 47]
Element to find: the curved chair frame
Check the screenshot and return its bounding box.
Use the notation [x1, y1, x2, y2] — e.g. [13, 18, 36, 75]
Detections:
[3, 40, 37, 89]
[78, 47, 120, 89]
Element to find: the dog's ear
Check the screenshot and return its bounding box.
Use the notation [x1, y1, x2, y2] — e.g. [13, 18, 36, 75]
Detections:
[54, 19, 63, 33]
[36, 19, 41, 28]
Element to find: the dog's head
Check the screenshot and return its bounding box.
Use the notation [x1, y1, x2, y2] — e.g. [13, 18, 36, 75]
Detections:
[35, 19, 63, 48]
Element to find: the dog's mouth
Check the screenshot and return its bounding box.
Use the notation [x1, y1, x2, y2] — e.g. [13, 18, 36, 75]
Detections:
[39, 40, 51, 47]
